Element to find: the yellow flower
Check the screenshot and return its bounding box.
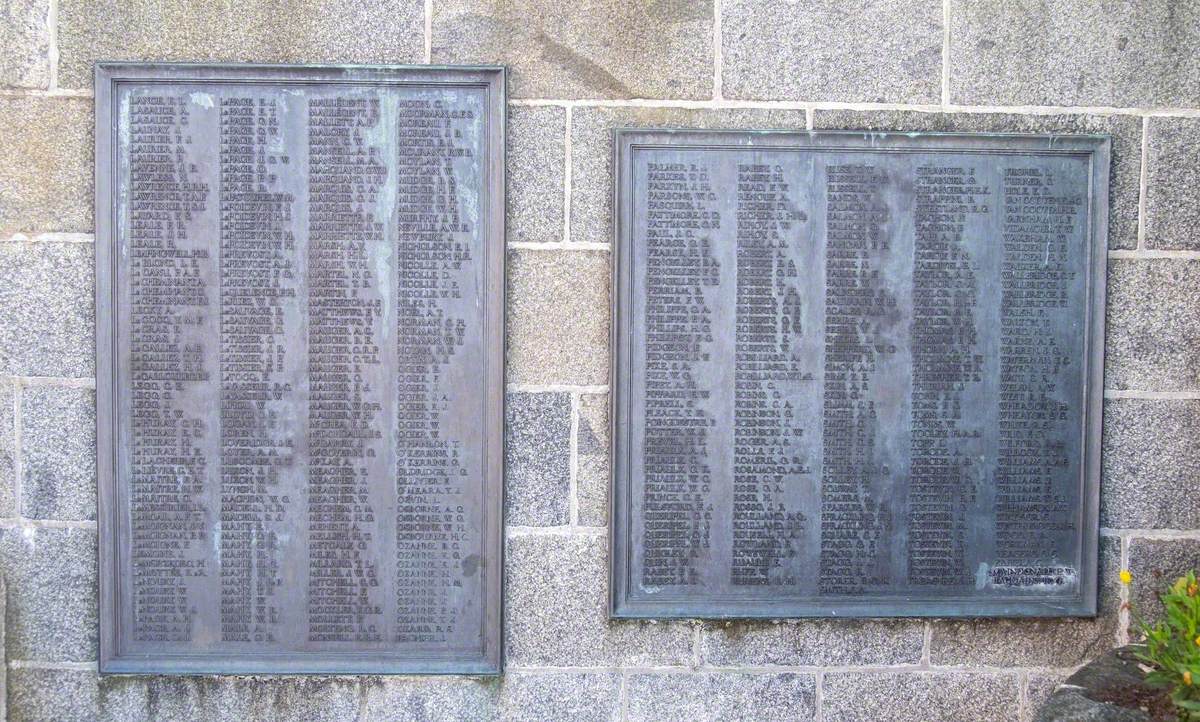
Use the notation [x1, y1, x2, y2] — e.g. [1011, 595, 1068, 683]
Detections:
[1194, 635, 1200, 647]
[1120, 570, 1132, 585]
[1189, 583, 1197, 597]
[1185, 671, 1193, 686]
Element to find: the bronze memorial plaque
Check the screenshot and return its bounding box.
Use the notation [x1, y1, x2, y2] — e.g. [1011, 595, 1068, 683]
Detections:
[611, 130, 1108, 618]
[96, 64, 504, 674]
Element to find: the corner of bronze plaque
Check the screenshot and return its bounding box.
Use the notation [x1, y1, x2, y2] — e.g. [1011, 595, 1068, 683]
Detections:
[610, 129, 1108, 620]
[97, 63, 505, 674]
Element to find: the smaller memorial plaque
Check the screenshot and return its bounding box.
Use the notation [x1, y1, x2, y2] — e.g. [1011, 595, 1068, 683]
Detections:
[97, 64, 505, 674]
[611, 129, 1108, 619]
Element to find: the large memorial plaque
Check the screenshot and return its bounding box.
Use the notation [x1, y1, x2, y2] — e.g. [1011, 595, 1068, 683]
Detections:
[96, 64, 504, 673]
[611, 130, 1107, 618]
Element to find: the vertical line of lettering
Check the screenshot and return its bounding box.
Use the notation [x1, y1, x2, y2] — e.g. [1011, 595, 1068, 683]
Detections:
[640, 156, 718, 589]
[218, 93, 295, 644]
[127, 90, 210, 644]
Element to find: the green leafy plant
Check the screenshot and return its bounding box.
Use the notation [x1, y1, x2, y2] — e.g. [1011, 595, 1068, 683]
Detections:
[1125, 569, 1200, 720]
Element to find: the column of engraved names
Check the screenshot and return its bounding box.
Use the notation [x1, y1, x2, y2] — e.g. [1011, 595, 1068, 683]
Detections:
[731, 162, 807, 586]
[306, 96, 385, 643]
[992, 164, 1081, 587]
[394, 98, 473, 642]
[819, 163, 894, 595]
[640, 160, 717, 587]
[218, 96, 295, 642]
[127, 93, 210, 642]
[907, 165, 989, 587]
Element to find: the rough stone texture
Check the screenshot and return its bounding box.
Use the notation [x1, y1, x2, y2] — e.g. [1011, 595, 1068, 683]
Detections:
[0, 525, 97, 661]
[1035, 689, 1150, 722]
[125, 677, 364, 721]
[1102, 398, 1200, 529]
[699, 619, 923, 667]
[508, 106, 566, 244]
[949, 0, 1200, 107]
[361, 678, 498, 722]
[431, 0, 713, 100]
[57, 0, 423, 90]
[928, 536, 1121, 667]
[723, 0, 941, 103]
[7, 669, 619, 720]
[1026, 673, 1068, 722]
[0, 378, 15, 517]
[21, 385, 96, 521]
[1105, 259, 1200, 392]
[575, 393, 609, 527]
[1128, 537, 1200, 622]
[0, 0, 50, 89]
[10, 674, 364, 722]
[0, 576, 5, 720]
[1145, 117, 1200, 250]
[0, 97, 93, 234]
[8, 668, 108, 722]
[506, 249, 610, 386]
[822, 672, 1020, 722]
[1033, 647, 1166, 722]
[505, 532, 692, 667]
[0, 242, 95, 377]
[505, 392, 571, 526]
[813, 109, 1143, 249]
[570, 107, 805, 245]
[625, 672, 816, 722]
[497, 671, 622, 722]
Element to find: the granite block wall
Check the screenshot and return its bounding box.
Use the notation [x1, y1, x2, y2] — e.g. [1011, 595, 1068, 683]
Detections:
[1, 0, 1198, 719]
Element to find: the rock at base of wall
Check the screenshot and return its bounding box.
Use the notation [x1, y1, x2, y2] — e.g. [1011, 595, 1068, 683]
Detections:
[1036, 646, 1176, 721]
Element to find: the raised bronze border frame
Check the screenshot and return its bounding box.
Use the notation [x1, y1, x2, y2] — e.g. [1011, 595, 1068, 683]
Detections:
[610, 128, 1109, 620]
[96, 62, 506, 675]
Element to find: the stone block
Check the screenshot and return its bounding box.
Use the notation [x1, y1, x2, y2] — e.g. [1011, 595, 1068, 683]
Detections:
[1127, 537, 1200, 623]
[575, 393, 608, 527]
[7, 669, 157, 722]
[57, 0, 423, 90]
[723, 0, 941, 103]
[504, 532, 692, 666]
[949, 0, 1200, 107]
[0, 0, 50, 89]
[0, 525, 97, 661]
[0, 241, 94, 377]
[506, 249, 609, 386]
[9, 668, 103, 722]
[0, 97, 92, 234]
[431, 0, 713, 100]
[928, 537, 1120, 667]
[361, 677, 498, 721]
[124, 677, 362, 722]
[505, 392, 571, 526]
[813, 109, 1142, 250]
[0, 577, 4, 713]
[822, 672, 1020, 722]
[0, 379, 15, 517]
[1102, 398, 1200, 529]
[570, 107, 804, 246]
[1105, 259, 1200, 392]
[1026, 673, 1067, 722]
[508, 105, 565, 244]
[698, 619, 923, 667]
[498, 671, 621, 722]
[625, 672, 815, 722]
[1145, 117, 1200, 250]
[21, 385, 96, 521]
